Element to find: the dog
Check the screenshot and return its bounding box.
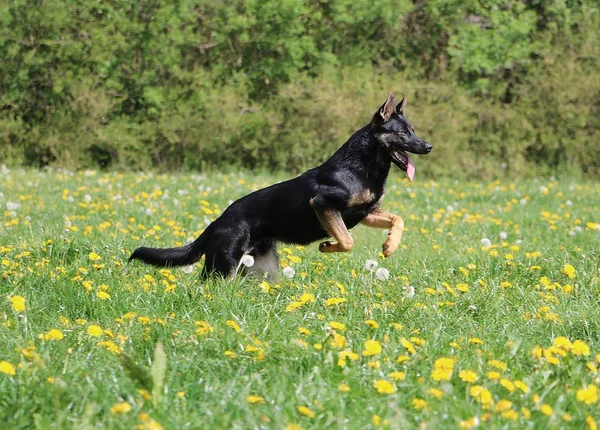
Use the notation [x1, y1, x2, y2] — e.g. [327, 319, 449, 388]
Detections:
[129, 92, 432, 278]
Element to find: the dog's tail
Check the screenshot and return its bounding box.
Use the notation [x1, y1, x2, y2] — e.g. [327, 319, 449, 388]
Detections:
[129, 226, 211, 267]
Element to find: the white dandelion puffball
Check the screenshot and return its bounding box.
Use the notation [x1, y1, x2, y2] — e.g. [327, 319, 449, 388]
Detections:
[240, 255, 255, 267]
[182, 265, 194, 274]
[499, 231, 508, 240]
[6, 201, 20, 211]
[520, 198, 527, 205]
[480, 238, 492, 247]
[404, 285, 415, 299]
[375, 268, 390, 281]
[282, 266, 295, 278]
[364, 259, 378, 272]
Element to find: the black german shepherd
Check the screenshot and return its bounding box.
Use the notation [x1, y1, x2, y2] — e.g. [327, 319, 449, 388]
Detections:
[129, 92, 432, 278]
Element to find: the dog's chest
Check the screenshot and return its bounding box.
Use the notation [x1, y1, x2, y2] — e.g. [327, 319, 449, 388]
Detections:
[348, 189, 384, 207]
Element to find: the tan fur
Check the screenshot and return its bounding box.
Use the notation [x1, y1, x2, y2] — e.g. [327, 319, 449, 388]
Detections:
[348, 190, 376, 206]
[360, 208, 404, 257]
[313, 208, 354, 253]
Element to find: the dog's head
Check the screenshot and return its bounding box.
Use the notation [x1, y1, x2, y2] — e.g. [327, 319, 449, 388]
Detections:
[371, 92, 432, 181]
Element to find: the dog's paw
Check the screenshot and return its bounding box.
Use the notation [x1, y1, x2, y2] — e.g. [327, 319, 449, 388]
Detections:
[382, 238, 399, 257]
[319, 241, 332, 252]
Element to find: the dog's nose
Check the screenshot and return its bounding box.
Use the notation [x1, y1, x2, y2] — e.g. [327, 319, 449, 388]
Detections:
[425, 143, 433, 153]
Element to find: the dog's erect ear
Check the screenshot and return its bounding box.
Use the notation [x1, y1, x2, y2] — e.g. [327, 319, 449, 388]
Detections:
[396, 95, 407, 115]
[372, 92, 396, 127]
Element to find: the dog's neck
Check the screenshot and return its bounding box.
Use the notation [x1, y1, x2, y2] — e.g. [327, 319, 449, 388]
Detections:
[326, 124, 391, 188]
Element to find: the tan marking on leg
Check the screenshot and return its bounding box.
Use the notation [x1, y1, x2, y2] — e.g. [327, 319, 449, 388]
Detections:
[361, 208, 404, 257]
[313, 208, 354, 253]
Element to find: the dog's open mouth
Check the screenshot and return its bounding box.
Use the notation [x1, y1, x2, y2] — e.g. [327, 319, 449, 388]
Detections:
[390, 151, 415, 181]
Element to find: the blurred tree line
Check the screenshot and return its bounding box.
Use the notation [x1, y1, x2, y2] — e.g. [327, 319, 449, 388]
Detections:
[1, 0, 598, 177]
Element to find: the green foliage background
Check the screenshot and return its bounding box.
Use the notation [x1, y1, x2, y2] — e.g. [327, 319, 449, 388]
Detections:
[1, 0, 599, 177]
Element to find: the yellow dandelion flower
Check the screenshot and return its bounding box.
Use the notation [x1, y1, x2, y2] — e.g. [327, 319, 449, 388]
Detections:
[412, 398, 427, 410]
[390, 371, 406, 381]
[299, 293, 315, 303]
[514, 380, 530, 393]
[572, 340, 590, 356]
[459, 370, 478, 383]
[328, 321, 346, 332]
[365, 319, 379, 328]
[469, 385, 493, 405]
[0, 361, 16, 376]
[246, 395, 266, 404]
[587, 416, 597, 430]
[486, 371, 501, 380]
[195, 321, 214, 335]
[562, 264, 576, 279]
[297, 406, 315, 418]
[44, 329, 64, 341]
[367, 360, 380, 369]
[396, 355, 410, 364]
[540, 404, 553, 416]
[362, 339, 382, 357]
[338, 383, 351, 392]
[553, 336, 572, 350]
[96, 291, 110, 300]
[87, 325, 103, 337]
[10, 295, 26, 312]
[577, 385, 598, 405]
[431, 357, 455, 381]
[500, 379, 516, 392]
[488, 359, 507, 371]
[373, 379, 396, 394]
[428, 388, 444, 399]
[459, 417, 479, 429]
[88, 252, 101, 261]
[110, 402, 132, 415]
[298, 327, 311, 335]
[401, 338, 416, 354]
[494, 399, 513, 413]
[97, 340, 121, 354]
[330, 333, 345, 349]
[325, 297, 346, 306]
[226, 320, 241, 332]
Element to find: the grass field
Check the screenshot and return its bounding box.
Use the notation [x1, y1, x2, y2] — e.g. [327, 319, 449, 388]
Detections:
[1, 167, 600, 429]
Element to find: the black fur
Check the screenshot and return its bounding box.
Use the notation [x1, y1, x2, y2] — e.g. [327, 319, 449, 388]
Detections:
[129, 92, 432, 278]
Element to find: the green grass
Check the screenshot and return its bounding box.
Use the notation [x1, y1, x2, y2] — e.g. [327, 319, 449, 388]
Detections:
[1, 168, 600, 429]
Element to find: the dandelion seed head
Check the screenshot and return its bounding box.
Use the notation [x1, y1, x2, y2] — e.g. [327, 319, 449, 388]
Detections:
[240, 255, 255, 267]
[364, 259, 378, 271]
[375, 267, 390, 281]
[282, 266, 295, 278]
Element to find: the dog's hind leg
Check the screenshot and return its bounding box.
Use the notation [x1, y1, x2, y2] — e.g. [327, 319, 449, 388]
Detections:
[242, 240, 279, 281]
[203, 230, 250, 278]
[360, 208, 404, 257]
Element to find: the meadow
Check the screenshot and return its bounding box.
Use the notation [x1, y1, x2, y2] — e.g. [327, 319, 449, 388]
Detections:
[1, 167, 600, 429]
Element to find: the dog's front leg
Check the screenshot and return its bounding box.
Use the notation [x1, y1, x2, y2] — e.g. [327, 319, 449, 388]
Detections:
[310, 198, 353, 253]
[360, 208, 404, 257]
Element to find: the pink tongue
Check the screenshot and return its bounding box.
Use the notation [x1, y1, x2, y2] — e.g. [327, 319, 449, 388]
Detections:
[406, 154, 415, 181]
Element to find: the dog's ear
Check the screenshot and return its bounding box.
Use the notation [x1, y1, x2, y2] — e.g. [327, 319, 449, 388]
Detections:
[396, 95, 407, 115]
[372, 92, 396, 127]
